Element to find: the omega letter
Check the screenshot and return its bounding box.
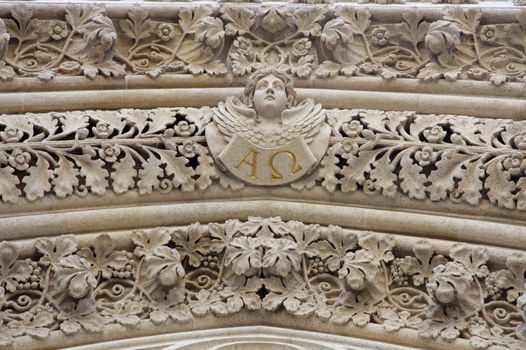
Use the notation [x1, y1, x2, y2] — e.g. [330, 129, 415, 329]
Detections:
[270, 150, 302, 180]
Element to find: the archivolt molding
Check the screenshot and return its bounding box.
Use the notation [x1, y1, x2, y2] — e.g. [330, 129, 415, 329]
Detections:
[1, 106, 525, 212]
[0, 217, 524, 349]
[1, 3, 526, 88]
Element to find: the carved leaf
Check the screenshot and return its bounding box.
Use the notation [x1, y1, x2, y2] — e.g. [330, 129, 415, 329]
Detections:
[22, 154, 53, 201]
[399, 240, 447, 286]
[224, 237, 262, 276]
[172, 223, 209, 268]
[71, 152, 109, 196]
[195, 17, 224, 49]
[359, 234, 396, 263]
[450, 243, 489, 278]
[287, 8, 325, 37]
[341, 149, 381, 193]
[317, 145, 339, 193]
[195, 144, 217, 191]
[52, 155, 79, 198]
[78, 234, 127, 279]
[111, 149, 136, 194]
[370, 150, 397, 197]
[137, 152, 164, 195]
[221, 6, 255, 36]
[35, 235, 77, 266]
[0, 62, 15, 81]
[0, 166, 21, 203]
[0, 242, 32, 292]
[179, 6, 212, 34]
[336, 7, 371, 34]
[131, 228, 171, 257]
[457, 156, 485, 205]
[399, 150, 427, 200]
[485, 157, 516, 209]
[317, 226, 357, 272]
[428, 151, 467, 201]
[399, 10, 429, 48]
[153, 149, 195, 192]
[262, 238, 302, 277]
[119, 5, 154, 41]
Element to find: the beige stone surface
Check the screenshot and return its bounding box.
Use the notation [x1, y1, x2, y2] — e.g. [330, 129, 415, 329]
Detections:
[0, 2, 525, 350]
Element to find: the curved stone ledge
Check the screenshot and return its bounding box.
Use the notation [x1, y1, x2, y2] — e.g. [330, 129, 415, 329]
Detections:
[2, 88, 526, 119]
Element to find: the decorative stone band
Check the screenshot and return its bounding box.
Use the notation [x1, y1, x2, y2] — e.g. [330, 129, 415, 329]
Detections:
[1, 3, 526, 88]
[0, 217, 524, 349]
[0, 106, 525, 212]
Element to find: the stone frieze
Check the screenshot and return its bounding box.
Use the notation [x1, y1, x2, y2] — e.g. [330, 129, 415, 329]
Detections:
[0, 217, 524, 348]
[1, 3, 526, 86]
[1, 103, 526, 211]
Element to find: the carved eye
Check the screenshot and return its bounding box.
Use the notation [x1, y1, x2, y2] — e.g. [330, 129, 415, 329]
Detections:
[273, 82, 284, 90]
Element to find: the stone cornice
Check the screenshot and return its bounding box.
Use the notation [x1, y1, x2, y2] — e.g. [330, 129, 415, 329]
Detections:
[1, 2, 526, 94]
[0, 217, 524, 349]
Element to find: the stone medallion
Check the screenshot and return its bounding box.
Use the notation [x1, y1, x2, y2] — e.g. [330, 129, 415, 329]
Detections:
[206, 68, 331, 186]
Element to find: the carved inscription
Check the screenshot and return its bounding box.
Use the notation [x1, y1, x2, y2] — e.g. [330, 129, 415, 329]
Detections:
[219, 135, 316, 185]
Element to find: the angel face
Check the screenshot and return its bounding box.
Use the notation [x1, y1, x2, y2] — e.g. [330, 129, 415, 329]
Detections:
[253, 74, 288, 122]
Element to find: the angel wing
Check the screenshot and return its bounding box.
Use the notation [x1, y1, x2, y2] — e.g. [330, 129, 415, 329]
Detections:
[212, 96, 257, 143]
[281, 98, 326, 144]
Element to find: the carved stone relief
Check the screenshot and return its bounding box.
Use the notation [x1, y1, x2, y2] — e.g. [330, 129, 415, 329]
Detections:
[206, 68, 330, 185]
[1, 76, 525, 211]
[1, 3, 526, 85]
[0, 217, 524, 349]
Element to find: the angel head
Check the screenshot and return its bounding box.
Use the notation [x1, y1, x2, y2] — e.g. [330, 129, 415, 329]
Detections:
[243, 68, 298, 122]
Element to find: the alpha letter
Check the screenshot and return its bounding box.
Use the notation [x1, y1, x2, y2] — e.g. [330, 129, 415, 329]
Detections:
[235, 148, 260, 179]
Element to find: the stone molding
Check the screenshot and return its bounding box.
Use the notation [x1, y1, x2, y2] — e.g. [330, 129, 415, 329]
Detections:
[0, 217, 524, 349]
[1, 2, 526, 89]
[1, 106, 525, 212]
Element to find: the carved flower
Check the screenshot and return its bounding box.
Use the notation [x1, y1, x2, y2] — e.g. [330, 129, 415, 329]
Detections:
[233, 37, 253, 57]
[98, 144, 121, 163]
[341, 120, 363, 137]
[514, 135, 526, 150]
[291, 38, 312, 57]
[425, 20, 461, 56]
[414, 146, 437, 166]
[59, 61, 81, 74]
[92, 121, 114, 139]
[371, 27, 390, 46]
[48, 21, 69, 41]
[423, 126, 447, 143]
[34, 50, 53, 64]
[8, 148, 31, 171]
[177, 140, 197, 158]
[157, 23, 176, 42]
[359, 63, 381, 74]
[0, 127, 23, 143]
[480, 25, 497, 43]
[173, 120, 196, 137]
[467, 68, 489, 80]
[503, 153, 526, 176]
[339, 140, 359, 157]
[491, 54, 509, 69]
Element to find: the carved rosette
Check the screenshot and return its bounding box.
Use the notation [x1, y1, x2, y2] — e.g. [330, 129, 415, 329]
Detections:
[0, 217, 524, 349]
